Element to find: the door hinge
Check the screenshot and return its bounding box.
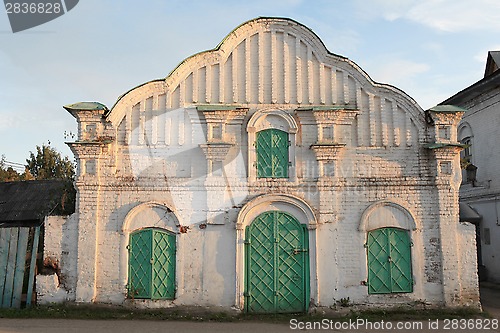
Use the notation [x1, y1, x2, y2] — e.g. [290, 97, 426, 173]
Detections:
[293, 248, 309, 255]
[288, 140, 291, 147]
[244, 240, 251, 244]
[288, 161, 292, 166]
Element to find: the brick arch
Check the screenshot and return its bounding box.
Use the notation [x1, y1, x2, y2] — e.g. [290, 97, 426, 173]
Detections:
[122, 201, 180, 235]
[358, 200, 417, 232]
[247, 108, 298, 133]
[458, 121, 473, 141]
[236, 193, 316, 230]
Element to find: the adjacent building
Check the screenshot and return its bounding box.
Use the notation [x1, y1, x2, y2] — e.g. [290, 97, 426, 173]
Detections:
[38, 17, 479, 312]
[443, 51, 500, 284]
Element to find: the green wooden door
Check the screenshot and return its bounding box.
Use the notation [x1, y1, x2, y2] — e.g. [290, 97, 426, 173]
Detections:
[128, 228, 176, 299]
[256, 129, 289, 178]
[245, 211, 309, 313]
[367, 228, 413, 294]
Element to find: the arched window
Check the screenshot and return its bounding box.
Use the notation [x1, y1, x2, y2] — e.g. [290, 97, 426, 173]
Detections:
[247, 109, 298, 182]
[458, 123, 475, 184]
[128, 228, 176, 299]
[366, 227, 413, 294]
[256, 129, 289, 178]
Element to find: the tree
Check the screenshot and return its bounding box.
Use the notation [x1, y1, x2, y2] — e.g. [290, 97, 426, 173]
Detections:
[0, 155, 33, 181]
[0, 156, 21, 181]
[25, 144, 75, 181]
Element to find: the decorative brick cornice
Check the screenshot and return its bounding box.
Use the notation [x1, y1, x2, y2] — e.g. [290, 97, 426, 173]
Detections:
[310, 143, 346, 160]
[199, 142, 234, 161]
[425, 105, 466, 126]
[67, 141, 106, 159]
[423, 142, 464, 159]
[297, 106, 359, 125]
[197, 105, 248, 125]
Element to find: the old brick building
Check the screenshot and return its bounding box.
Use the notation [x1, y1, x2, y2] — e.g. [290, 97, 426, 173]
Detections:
[443, 51, 500, 284]
[39, 17, 479, 312]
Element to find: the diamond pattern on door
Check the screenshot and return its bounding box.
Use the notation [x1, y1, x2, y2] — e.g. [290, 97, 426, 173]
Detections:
[247, 213, 275, 312]
[129, 229, 153, 298]
[152, 231, 176, 299]
[389, 229, 413, 293]
[367, 228, 413, 294]
[256, 129, 289, 178]
[245, 211, 308, 313]
[128, 228, 176, 300]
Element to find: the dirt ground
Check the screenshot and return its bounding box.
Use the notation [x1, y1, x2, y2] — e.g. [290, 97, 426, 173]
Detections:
[0, 285, 498, 333]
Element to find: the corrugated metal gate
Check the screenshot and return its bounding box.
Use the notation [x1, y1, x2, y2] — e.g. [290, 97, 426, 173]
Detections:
[367, 227, 413, 294]
[128, 228, 176, 299]
[0, 226, 40, 308]
[245, 211, 309, 313]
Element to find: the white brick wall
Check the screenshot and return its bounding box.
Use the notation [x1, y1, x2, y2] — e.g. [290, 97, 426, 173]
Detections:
[456, 86, 500, 284]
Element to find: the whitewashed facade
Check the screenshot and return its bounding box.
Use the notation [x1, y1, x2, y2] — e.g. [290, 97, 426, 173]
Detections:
[39, 18, 479, 311]
[444, 51, 500, 284]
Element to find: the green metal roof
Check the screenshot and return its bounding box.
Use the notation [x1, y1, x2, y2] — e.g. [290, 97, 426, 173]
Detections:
[63, 102, 109, 112]
[196, 104, 244, 111]
[426, 105, 467, 113]
[296, 105, 358, 111]
[423, 142, 466, 149]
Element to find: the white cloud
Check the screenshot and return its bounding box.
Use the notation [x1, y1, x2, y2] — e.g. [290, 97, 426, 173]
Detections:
[0, 114, 22, 130]
[474, 46, 500, 63]
[370, 59, 430, 86]
[357, 0, 500, 32]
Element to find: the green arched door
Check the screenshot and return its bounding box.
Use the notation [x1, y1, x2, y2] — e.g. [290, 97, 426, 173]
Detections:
[366, 227, 413, 294]
[245, 211, 309, 313]
[128, 228, 176, 299]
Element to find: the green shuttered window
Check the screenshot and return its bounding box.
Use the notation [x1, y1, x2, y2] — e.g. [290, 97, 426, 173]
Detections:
[128, 228, 176, 299]
[367, 228, 413, 294]
[256, 129, 289, 178]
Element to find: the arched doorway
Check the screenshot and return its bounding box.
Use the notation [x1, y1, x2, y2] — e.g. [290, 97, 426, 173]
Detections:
[128, 228, 176, 299]
[245, 211, 309, 313]
[359, 200, 417, 296]
[121, 202, 181, 301]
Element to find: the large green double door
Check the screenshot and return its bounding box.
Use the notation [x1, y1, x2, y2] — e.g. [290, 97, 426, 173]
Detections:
[245, 211, 309, 313]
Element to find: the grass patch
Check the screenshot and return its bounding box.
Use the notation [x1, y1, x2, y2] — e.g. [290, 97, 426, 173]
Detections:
[0, 304, 237, 322]
[0, 303, 485, 323]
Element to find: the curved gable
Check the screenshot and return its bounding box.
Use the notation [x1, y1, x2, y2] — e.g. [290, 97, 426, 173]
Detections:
[108, 17, 425, 148]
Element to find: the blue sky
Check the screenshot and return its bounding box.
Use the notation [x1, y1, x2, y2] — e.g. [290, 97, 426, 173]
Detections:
[1, 0, 499, 167]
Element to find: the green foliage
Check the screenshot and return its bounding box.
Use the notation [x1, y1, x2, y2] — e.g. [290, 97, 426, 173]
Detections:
[339, 297, 351, 307]
[0, 155, 33, 182]
[460, 157, 471, 170]
[25, 144, 75, 181]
